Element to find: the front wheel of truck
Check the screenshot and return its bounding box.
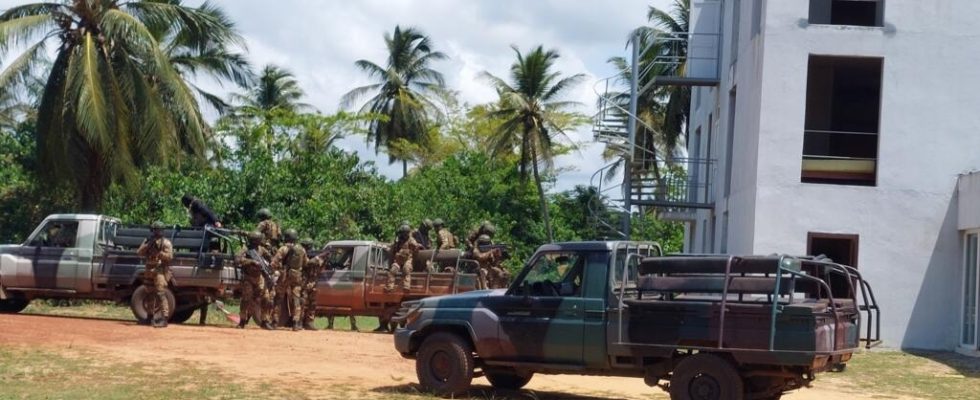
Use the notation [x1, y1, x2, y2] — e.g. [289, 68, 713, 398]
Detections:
[416, 332, 474, 397]
[0, 298, 30, 313]
[130, 286, 176, 324]
[485, 369, 533, 390]
[669, 354, 744, 400]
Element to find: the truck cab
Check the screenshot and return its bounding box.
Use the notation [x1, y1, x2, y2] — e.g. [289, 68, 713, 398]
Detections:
[393, 241, 879, 399]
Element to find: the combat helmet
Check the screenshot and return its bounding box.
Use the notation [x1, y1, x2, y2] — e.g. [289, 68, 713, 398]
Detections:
[150, 221, 166, 230]
[247, 231, 263, 243]
[482, 223, 497, 236]
[433, 218, 445, 228]
[476, 234, 492, 245]
[283, 229, 298, 242]
[257, 208, 273, 220]
[397, 224, 411, 237]
[421, 218, 434, 230]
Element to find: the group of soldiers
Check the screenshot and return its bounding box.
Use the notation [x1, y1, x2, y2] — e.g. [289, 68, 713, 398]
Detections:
[134, 194, 512, 330]
[386, 219, 510, 292]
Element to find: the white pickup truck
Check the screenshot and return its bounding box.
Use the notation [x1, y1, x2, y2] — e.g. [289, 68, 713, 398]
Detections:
[0, 214, 240, 322]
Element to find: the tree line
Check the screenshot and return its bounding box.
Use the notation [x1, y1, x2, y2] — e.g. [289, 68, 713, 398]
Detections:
[0, 0, 689, 266]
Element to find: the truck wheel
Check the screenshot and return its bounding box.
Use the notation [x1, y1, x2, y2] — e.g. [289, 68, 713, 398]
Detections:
[130, 286, 176, 324]
[0, 298, 30, 314]
[670, 354, 744, 400]
[416, 332, 474, 397]
[485, 369, 533, 390]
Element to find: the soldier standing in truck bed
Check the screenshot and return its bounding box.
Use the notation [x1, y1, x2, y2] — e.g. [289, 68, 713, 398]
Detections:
[137, 221, 174, 328]
[433, 219, 456, 250]
[181, 194, 222, 228]
[256, 208, 280, 250]
[271, 229, 307, 331]
[386, 224, 422, 292]
[236, 232, 274, 330]
[465, 221, 495, 251]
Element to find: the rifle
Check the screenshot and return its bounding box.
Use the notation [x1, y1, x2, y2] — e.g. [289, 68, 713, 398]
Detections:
[478, 243, 511, 260]
[247, 248, 278, 289]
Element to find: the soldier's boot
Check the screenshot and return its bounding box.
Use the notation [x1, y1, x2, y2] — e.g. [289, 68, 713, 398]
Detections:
[326, 316, 334, 330]
[292, 320, 302, 331]
[237, 316, 250, 329]
[350, 317, 359, 332]
[260, 320, 275, 330]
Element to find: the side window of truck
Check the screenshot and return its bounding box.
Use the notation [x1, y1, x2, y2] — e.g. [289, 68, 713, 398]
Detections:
[29, 221, 80, 248]
[612, 250, 641, 301]
[518, 252, 585, 297]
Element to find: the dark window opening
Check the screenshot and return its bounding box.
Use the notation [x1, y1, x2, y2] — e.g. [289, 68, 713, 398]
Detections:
[807, 232, 859, 297]
[802, 56, 883, 186]
[809, 0, 884, 27]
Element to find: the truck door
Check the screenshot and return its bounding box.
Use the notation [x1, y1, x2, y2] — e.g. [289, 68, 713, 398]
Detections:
[318, 246, 356, 308]
[22, 219, 82, 290]
[490, 251, 595, 365]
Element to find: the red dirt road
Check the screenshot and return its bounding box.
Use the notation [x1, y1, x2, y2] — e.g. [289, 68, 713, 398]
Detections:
[0, 314, 912, 399]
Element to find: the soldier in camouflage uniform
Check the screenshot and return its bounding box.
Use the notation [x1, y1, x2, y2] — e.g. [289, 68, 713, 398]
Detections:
[299, 239, 325, 331]
[256, 208, 281, 251]
[465, 221, 495, 251]
[386, 224, 422, 292]
[137, 221, 174, 328]
[433, 219, 456, 250]
[271, 229, 308, 331]
[236, 232, 274, 330]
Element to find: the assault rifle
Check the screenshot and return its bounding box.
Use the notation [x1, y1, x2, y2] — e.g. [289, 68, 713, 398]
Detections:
[247, 247, 278, 288]
[477, 243, 511, 260]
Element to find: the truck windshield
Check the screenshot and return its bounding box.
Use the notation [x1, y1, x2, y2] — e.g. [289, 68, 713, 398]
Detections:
[328, 247, 354, 270]
[516, 252, 585, 297]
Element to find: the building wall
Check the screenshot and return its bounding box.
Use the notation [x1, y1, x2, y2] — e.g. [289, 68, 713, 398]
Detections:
[688, 0, 980, 349]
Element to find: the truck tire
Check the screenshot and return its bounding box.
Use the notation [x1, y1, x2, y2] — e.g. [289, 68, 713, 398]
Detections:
[130, 286, 176, 324]
[416, 332, 474, 397]
[670, 354, 744, 400]
[0, 298, 30, 314]
[485, 369, 533, 390]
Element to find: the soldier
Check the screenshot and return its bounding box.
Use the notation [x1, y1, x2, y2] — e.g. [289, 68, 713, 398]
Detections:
[433, 219, 456, 250]
[136, 221, 174, 328]
[411, 219, 433, 250]
[385, 224, 422, 292]
[256, 208, 281, 250]
[236, 232, 274, 330]
[271, 229, 308, 331]
[465, 220, 496, 251]
[299, 239, 326, 331]
[181, 194, 222, 228]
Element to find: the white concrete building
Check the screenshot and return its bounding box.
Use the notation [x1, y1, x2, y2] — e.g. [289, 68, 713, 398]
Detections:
[680, 0, 980, 350]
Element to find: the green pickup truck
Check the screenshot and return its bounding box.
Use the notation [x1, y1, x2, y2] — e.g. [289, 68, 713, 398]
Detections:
[392, 241, 880, 400]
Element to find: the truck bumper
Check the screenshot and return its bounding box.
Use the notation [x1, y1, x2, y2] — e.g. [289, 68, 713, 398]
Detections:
[394, 328, 416, 358]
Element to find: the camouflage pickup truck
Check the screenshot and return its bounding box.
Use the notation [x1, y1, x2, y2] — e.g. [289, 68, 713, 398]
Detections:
[0, 214, 240, 323]
[393, 241, 880, 399]
[314, 241, 481, 330]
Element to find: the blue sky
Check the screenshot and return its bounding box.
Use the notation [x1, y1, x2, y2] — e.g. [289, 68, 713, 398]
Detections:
[0, 0, 675, 192]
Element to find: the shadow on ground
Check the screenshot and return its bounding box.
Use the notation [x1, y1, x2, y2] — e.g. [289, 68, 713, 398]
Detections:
[908, 350, 980, 377]
[373, 383, 633, 400]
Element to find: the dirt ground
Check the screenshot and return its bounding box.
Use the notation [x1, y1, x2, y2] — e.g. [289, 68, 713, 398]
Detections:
[0, 313, 914, 400]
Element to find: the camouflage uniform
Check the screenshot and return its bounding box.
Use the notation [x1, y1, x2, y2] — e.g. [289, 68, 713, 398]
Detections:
[272, 237, 308, 330]
[465, 221, 495, 251]
[300, 243, 324, 330]
[136, 224, 174, 327]
[434, 219, 456, 250]
[257, 220, 281, 250]
[386, 225, 422, 291]
[236, 235, 273, 329]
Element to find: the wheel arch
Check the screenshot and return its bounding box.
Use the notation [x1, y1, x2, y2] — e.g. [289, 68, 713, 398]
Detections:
[410, 321, 477, 355]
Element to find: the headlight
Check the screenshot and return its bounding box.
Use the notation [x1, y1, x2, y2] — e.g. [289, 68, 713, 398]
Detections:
[392, 300, 423, 325]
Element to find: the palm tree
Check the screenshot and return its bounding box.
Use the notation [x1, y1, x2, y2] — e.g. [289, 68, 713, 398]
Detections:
[341, 25, 446, 177]
[234, 65, 310, 113]
[0, 0, 241, 210]
[155, 1, 253, 115]
[482, 45, 586, 243]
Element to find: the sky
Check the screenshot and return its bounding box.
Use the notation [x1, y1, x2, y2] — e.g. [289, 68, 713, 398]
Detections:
[0, 0, 675, 192]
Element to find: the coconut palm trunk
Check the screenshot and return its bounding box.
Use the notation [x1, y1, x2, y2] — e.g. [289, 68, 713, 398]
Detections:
[530, 144, 554, 243]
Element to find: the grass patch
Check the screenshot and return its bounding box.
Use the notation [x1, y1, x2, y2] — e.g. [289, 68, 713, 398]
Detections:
[826, 350, 980, 400]
[0, 347, 276, 399]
